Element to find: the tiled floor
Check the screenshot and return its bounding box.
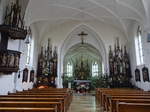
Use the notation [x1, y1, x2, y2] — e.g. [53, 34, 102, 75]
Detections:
[68, 94, 102, 112]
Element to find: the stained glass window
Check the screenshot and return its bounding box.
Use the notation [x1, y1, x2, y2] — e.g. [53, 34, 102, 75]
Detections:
[67, 62, 73, 77]
[92, 61, 98, 76]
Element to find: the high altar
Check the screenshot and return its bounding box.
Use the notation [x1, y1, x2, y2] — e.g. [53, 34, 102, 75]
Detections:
[73, 56, 91, 93]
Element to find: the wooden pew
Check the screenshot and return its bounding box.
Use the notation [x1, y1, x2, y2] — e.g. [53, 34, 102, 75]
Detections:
[15, 88, 73, 107]
[117, 102, 150, 112]
[5, 94, 70, 111]
[0, 97, 65, 112]
[105, 94, 150, 111]
[0, 101, 62, 112]
[15, 89, 72, 109]
[109, 98, 150, 112]
[96, 88, 150, 112]
[3, 94, 69, 110]
[99, 89, 149, 107]
[0, 107, 57, 112]
[5, 88, 73, 112]
[101, 89, 147, 107]
[9, 92, 67, 95]
[25, 88, 71, 93]
[10, 92, 73, 109]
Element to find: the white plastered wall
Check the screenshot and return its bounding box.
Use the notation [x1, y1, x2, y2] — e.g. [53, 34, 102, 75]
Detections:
[129, 20, 150, 91]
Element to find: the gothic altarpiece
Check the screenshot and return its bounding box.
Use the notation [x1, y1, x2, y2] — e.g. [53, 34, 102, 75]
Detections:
[109, 38, 132, 88]
[74, 57, 90, 80]
[36, 39, 57, 88]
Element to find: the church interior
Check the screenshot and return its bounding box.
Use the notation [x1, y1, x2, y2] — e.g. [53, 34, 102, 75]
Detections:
[0, 0, 150, 112]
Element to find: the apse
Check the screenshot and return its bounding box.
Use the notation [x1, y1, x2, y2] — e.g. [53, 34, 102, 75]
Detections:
[63, 43, 102, 79]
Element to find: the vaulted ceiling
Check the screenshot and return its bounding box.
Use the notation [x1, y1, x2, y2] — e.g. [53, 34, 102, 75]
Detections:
[64, 43, 101, 67]
[25, 0, 148, 37]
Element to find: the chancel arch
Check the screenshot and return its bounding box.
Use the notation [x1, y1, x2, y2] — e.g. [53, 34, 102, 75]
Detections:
[59, 24, 107, 87]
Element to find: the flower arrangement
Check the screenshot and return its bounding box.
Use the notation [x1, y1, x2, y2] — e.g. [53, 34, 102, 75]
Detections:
[76, 83, 89, 93]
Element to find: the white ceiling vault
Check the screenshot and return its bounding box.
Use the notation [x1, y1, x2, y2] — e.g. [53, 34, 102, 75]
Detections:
[64, 43, 102, 64]
[25, 0, 149, 37]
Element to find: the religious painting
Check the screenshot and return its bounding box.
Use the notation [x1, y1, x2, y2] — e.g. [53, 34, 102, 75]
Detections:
[29, 70, 34, 82]
[22, 68, 28, 82]
[135, 68, 141, 81]
[142, 66, 150, 82]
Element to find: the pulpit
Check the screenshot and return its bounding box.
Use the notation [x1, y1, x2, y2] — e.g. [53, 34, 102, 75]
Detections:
[73, 80, 91, 94]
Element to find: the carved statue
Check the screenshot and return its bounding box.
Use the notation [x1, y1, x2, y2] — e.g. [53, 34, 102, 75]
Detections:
[1, 53, 7, 66]
[4, 0, 24, 28]
[14, 54, 20, 67]
[8, 54, 15, 67]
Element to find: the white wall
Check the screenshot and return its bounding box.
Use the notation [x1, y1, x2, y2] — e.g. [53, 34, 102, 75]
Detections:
[128, 20, 150, 91]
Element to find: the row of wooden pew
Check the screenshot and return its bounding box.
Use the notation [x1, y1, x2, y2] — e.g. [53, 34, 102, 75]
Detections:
[0, 88, 73, 112]
[96, 88, 150, 112]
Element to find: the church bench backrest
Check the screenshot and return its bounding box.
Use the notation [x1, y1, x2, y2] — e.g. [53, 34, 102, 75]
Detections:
[0, 101, 61, 112]
[117, 102, 150, 112]
[9, 91, 72, 104]
[10, 92, 68, 95]
[101, 90, 150, 107]
[12, 92, 73, 105]
[4, 94, 66, 98]
[109, 98, 150, 112]
[104, 94, 150, 110]
[103, 95, 150, 111]
[26, 88, 70, 92]
[5, 94, 71, 111]
[96, 88, 150, 112]
[0, 107, 57, 112]
[0, 97, 67, 112]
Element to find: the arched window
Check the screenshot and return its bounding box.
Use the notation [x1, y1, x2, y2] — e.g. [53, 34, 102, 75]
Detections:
[135, 26, 143, 66]
[92, 61, 98, 76]
[67, 62, 73, 77]
[26, 36, 33, 65]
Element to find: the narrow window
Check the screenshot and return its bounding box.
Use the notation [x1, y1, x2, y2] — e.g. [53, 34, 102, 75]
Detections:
[135, 26, 143, 65]
[67, 62, 73, 77]
[26, 36, 32, 64]
[92, 61, 98, 76]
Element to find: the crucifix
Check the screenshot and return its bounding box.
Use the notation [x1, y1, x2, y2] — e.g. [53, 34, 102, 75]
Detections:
[78, 31, 88, 44]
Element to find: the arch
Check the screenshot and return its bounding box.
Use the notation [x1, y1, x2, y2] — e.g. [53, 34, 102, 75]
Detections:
[58, 24, 107, 87]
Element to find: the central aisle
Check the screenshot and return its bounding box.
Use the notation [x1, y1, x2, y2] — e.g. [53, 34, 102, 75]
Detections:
[68, 95, 102, 112]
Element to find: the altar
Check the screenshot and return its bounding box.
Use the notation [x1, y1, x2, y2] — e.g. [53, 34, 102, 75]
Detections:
[73, 80, 91, 93]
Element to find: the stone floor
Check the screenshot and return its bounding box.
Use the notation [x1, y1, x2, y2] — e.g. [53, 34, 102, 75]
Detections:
[68, 94, 102, 112]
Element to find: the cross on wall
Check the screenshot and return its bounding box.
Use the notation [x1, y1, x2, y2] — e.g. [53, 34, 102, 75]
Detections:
[78, 31, 88, 44]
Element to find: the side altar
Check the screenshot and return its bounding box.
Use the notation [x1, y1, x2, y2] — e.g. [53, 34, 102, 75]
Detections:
[36, 39, 58, 88]
[73, 80, 91, 93]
